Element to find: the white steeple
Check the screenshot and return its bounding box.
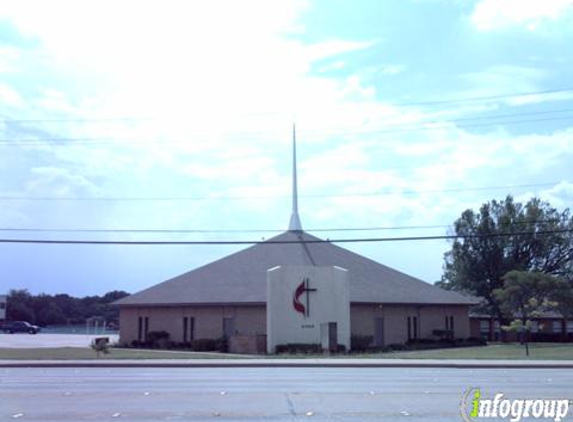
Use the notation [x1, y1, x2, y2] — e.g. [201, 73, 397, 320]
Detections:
[288, 124, 303, 232]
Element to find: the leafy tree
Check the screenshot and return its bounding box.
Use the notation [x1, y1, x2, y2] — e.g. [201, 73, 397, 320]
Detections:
[494, 271, 573, 356]
[4, 290, 129, 326]
[439, 196, 573, 325]
[6, 289, 36, 322]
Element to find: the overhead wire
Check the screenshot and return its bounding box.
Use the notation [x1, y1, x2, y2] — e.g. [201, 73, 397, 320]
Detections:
[1, 107, 572, 146]
[0, 219, 561, 234]
[0, 182, 559, 202]
[0, 228, 571, 245]
[2, 87, 572, 124]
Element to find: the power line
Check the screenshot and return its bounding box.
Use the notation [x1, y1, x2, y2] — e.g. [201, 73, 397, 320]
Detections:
[2, 88, 572, 124]
[0, 219, 560, 234]
[1, 110, 572, 146]
[0, 182, 558, 202]
[393, 87, 573, 107]
[0, 229, 571, 245]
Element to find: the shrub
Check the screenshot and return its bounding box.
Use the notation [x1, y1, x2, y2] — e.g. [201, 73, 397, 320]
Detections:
[387, 343, 406, 351]
[146, 331, 171, 349]
[465, 337, 487, 346]
[275, 343, 322, 354]
[351, 335, 373, 352]
[190, 338, 217, 351]
[215, 337, 228, 353]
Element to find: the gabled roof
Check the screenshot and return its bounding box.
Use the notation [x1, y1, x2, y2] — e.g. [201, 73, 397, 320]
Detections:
[115, 231, 476, 307]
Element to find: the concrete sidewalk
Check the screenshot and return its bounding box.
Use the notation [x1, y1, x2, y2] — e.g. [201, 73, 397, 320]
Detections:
[2, 358, 573, 368]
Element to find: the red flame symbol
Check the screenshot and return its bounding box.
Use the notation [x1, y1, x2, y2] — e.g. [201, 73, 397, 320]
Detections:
[293, 281, 306, 315]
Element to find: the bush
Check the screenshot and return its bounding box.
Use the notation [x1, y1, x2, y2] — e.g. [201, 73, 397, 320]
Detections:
[275, 343, 322, 354]
[387, 343, 406, 351]
[351, 335, 373, 352]
[190, 338, 217, 351]
[146, 331, 171, 348]
[215, 337, 228, 353]
[530, 332, 563, 343]
[464, 337, 487, 346]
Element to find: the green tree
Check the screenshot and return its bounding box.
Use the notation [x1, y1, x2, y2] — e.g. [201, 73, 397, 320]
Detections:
[6, 289, 36, 323]
[439, 196, 573, 326]
[493, 271, 573, 356]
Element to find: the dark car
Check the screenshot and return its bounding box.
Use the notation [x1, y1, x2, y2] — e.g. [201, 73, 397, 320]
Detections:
[2, 321, 40, 334]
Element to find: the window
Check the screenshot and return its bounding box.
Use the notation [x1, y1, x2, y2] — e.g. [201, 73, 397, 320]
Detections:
[407, 317, 412, 340]
[553, 320, 562, 333]
[0, 302, 5, 309]
[137, 316, 143, 341]
[449, 316, 454, 337]
[493, 321, 501, 333]
[183, 317, 188, 343]
[479, 320, 489, 333]
[567, 321, 573, 333]
[144, 316, 149, 339]
[189, 317, 195, 341]
[530, 321, 539, 333]
[183, 317, 195, 342]
[413, 316, 418, 339]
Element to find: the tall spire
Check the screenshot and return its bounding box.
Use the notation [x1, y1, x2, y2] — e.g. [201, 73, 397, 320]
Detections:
[288, 124, 303, 232]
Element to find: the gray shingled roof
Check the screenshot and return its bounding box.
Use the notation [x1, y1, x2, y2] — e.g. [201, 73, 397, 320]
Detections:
[115, 231, 476, 306]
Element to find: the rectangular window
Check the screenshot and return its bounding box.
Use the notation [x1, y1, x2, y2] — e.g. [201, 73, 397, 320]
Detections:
[144, 316, 149, 339]
[530, 321, 539, 333]
[449, 316, 454, 337]
[445, 316, 449, 331]
[567, 321, 573, 333]
[189, 317, 195, 341]
[493, 321, 501, 333]
[0, 302, 5, 309]
[553, 320, 562, 333]
[138, 316, 143, 341]
[479, 320, 489, 333]
[183, 317, 188, 343]
[407, 317, 412, 340]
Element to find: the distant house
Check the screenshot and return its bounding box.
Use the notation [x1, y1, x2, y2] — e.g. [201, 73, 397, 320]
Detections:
[470, 312, 573, 342]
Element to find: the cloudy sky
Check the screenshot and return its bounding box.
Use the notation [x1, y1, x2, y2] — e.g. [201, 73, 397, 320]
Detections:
[1, 0, 572, 297]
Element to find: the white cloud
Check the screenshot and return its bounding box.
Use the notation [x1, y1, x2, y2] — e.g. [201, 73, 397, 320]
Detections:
[0, 83, 24, 108]
[25, 167, 98, 197]
[380, 64, 406, 75]
[471, 0, 573, 31]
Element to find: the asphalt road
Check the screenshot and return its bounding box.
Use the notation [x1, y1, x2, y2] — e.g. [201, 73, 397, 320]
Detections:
[1, 367, 572, 421]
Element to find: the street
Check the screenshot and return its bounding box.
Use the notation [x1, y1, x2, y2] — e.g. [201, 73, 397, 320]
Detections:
[1, 367, 571, 421]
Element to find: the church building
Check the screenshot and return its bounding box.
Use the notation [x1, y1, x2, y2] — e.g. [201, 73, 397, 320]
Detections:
[115, 129, 476, 353]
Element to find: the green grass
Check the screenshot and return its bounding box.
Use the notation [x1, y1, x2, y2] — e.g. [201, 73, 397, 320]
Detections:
[270, 343, 573, 360]
[0, 347, 239, 360]
[357, 343, 573, 360]
[2, 343, 573, 360]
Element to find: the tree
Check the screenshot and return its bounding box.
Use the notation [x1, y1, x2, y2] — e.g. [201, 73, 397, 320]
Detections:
[439, 196, 573, 326]
[6, 289, 36, 323]
[493, 271, 573, 356]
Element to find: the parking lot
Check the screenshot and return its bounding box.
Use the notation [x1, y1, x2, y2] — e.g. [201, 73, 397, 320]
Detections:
[0, 333, 119, 348]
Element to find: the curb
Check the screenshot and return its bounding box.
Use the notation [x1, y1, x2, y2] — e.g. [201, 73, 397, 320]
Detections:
[2, 359, 573, 369]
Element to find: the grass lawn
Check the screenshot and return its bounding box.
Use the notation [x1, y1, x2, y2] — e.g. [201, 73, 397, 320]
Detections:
[0, 347, 239, 360]
[1, 343, 572, 360]
[357, 343, 573, 360]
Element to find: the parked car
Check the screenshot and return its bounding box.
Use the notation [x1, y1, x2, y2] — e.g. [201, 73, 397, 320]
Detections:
[2, 321, 40, 334]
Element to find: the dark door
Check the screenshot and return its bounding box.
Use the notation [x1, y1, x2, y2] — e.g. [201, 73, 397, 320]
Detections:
[223, 317, 236, 339]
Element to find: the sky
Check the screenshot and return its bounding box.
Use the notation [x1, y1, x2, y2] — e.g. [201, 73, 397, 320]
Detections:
[1, 0, 572, 297]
